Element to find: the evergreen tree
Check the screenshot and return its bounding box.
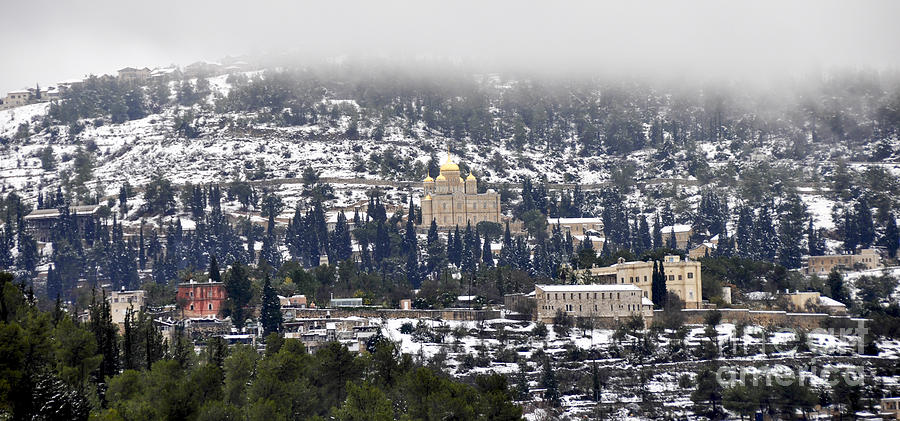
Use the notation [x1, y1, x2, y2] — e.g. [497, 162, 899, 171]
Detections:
[225, 262, 252, 328]
[90, 290, 119, 381]
[540, 357, 561, 407]
[826, 270, 849, 304]
[652, 213, 663, 249]
[652, 260, 667, 308]
[881, 212, 899, 258]
[427, 219, 439, 247]
[735, 206, 754, 258]
[260, 274, 283, 337]
[331, 211, 353, 262]
[777, 194, 807, 269]
[841, 205, 859, 253]
[807, 220, 823, 256]
[854, 196, 875, 248]
[754, 203, 779, 262]
[666, 227, 678, 249]
[482, 236, 494, 268]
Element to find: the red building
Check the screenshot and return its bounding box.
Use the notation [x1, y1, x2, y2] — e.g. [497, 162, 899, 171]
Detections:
[177, 280, 227, 318]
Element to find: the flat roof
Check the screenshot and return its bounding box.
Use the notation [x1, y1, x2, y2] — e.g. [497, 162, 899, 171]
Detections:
[536, 284, 641, 292]
[24, 205, 103, 220]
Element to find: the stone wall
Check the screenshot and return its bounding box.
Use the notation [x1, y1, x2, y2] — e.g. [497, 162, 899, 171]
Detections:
[289, 308, 501, 321]
[669, 308, 866, 329]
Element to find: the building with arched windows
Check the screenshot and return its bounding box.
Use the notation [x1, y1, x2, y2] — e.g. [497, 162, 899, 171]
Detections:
[420, 152, 500, 227]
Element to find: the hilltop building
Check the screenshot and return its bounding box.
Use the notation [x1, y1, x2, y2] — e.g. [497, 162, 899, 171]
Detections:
[575, 255, 704, 309]
[117, 67, 151, 83]
[420, 151, 500, 228]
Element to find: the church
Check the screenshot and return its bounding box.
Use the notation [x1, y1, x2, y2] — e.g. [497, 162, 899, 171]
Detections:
[420, 152, 501, 227]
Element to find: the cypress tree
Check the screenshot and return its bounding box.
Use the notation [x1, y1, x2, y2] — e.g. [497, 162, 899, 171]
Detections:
[652, 260, 667, 308]
[881, 212, 899, 258]
[735, 206, 754, 258]
[854, 197, 875, 248]
[482, 236, 494, 267]
[427, 219, 439, 246]
[777, 194, 807, 269]
[260, 274, 283, 336]
[652, 213, 663, 249]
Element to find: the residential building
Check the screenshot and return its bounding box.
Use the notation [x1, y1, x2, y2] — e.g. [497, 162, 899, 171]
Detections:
[786, 291, 847, 315]
[549, 217, 603, 237]
[176, 280, 227, 318]
[688, 242, 715, 259]
[805, 248, 882, 275]
[534, 284, 652, 324]
[661, 224, 693, 249]
[117, 67, 151, 83]
[420, 151, 501, 228]
[107, 289, 146, 328]
[24, 205, 103, 242]
[575, 255, 704, 309]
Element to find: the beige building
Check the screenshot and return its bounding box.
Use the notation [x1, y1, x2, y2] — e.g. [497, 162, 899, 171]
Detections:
[421, 152, 500, 228]
[575, 255, 704, 309]
[662, 224, 694, 249]
[534, 284, 652, 323]
[785, 291, 847, 315]
[117, 67, 151, 83]
[805, 248, 882, 275]
[549, 217, 603, 237]
[108, 289, 146, 330]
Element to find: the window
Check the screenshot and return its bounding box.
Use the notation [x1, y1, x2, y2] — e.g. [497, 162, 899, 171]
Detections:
[678, 275, 683, 280]
[208, 303, 213, 310]
[190, 291, 194, 297]
[687, 272, 694, 279]
[643, 276, 647, 282]
[190, 304, 194, 310]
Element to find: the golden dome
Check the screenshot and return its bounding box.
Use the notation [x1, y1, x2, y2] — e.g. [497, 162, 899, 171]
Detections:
[440, 159, 459, 172]
[440, 146, 459, 171]
[424, 194, 432, 200]
[466, 173, 476, 181]
[424, 176, 434, 182]
[436, 174, 446, 181]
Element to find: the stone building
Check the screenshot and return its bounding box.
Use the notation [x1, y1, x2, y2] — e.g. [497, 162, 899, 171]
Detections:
[176, 280, 227, 318]
[24, 204, 103, 242]
[420, 152, 500, 228]
[107, 289, 146, 329]
[534, 284, 652, 323]
[117, 67, 151, 84]
[805, 248, 882, 275]
[661, 224, 694, 249]
[575, 255, 704, 309]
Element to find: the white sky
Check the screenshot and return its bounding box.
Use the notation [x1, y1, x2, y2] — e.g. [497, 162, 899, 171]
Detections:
[1, 0, 899, 93]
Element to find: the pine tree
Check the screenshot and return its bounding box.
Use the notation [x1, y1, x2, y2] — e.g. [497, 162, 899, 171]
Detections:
[260, 274, 283, 337]
[638, 215, 652, 254]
